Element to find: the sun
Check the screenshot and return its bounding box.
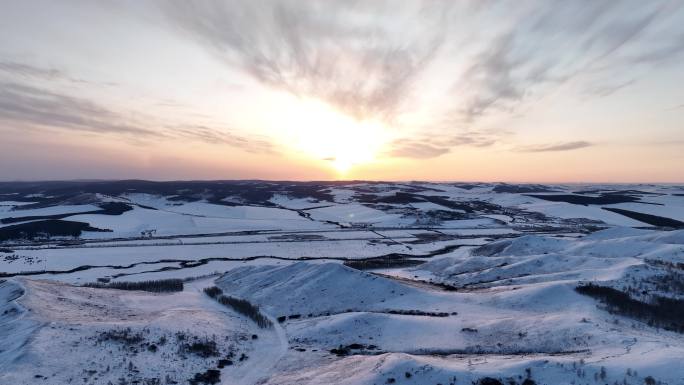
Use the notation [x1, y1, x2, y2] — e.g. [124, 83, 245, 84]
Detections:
[331, 157, 354, 174]
[275, 97, 389, 176]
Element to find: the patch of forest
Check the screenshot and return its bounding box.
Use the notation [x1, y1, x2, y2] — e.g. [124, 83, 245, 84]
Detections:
[602, 207, 683, 228]
[1, 202, 133, 224]
[0, 219, 111, 241]
[576, 283, 684, 333]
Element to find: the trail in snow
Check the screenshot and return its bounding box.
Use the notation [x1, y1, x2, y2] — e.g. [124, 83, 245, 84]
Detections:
[187, 278, 289, 385]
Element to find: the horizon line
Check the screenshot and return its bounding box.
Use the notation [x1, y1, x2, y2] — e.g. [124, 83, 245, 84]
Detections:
[0, 178, 683, 186]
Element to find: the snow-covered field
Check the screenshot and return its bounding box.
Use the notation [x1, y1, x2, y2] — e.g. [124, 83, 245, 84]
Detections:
[1, 181, 684, 384]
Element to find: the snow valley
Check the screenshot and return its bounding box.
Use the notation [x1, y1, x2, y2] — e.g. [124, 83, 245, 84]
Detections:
[1, 180, 684, 385]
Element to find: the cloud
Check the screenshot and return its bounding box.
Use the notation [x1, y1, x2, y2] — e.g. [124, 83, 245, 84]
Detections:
[0, 61, 66, 80]
[623, 31, 684, 66]
[0, 60, 118, 86]
[0, 81, 157, 136]
[582, 79, 635, 97]
[0, 81, 277, 154]
[172, 125, 276, 154]
[515, 141, 593, 153]
[443, 132, 499, 148]
[388, 140, 450, 159]
[163, 0, 447, 121]
[388, 129, 501, 159]
[456, 2, 672, 121]
[459, 34, 529, 122]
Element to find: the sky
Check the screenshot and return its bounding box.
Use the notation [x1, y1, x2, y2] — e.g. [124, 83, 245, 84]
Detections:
[1, 0, 683, 182]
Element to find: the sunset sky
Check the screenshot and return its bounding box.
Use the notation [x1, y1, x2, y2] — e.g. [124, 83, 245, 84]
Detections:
[1, 1, 683, 182]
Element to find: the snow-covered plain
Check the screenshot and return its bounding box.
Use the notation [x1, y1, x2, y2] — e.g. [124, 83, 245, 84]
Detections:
[1, 181, 684, 384]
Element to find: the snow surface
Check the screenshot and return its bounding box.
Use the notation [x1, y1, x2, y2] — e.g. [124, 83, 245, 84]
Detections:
[2, 182, 684, 384]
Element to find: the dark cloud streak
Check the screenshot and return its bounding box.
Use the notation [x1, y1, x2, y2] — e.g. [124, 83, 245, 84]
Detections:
[388, 130, 502, 159]
[173, 125, 276, 154]
[0, 61, 65, 80]
[516, 141, 593, 153]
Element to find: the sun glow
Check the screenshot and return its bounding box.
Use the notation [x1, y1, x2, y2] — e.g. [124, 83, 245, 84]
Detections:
[274, 98, 390, 176]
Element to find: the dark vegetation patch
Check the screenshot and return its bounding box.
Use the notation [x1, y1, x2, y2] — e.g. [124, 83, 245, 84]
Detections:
[647, 258, 684, 271]
[576, 189, 665, 197]
[330, 343, 379, 356]
[267, 234, 327, 241]
[492, 184, 556, 194]
[624, 267, 684, 297]
[217, 358, 233, 368]
[385, 309, 449, 317]
[204, 286, 272, 328]
[180, 338, 220, 358]
[396, 182, 446, 193]
[188, 369, 220, 385]
[355, 191, 483, 212]
[526, 194, 641, 205]
[576, 283, 684, 333]
[601, 207, 684, 228]
[83, 279, 183, 293]
[422, 210, 469, 221]
[98, 328, 145, 345]
[57, 322, 243, 385]
[362, 192, 425, 204]
[344, 256, 425, 270]
[0, 219, 111, 241]
[1, 202, 133, 224]
[2, 254, 42, 265]
[406, 232, 461, 244]
[475, 378, 504, 385]
[216, 295, 272, 328]
[203, 286, 222, 298]
[344, 243, 471, 271]
[278, 308, 454, 321]
[420, 196, 474, 212]
[451, 183, 484, 190]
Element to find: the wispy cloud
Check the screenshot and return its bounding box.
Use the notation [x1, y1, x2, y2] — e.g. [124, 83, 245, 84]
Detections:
[163, 0, 448, 121]
[0, 60, 118, 86]
[0, 81, 276, 154]
[515, 141, 593, 153]
[172, 125, 276, 154]
[388, 129, 502, 159]
[0, 61, 66, 80]
[582, 79, 635, 98]
[388, 139, 450, 159]
[0, 81, 157, 136]
[627, 34, 684, 65]
[454, 2, 671, 123]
